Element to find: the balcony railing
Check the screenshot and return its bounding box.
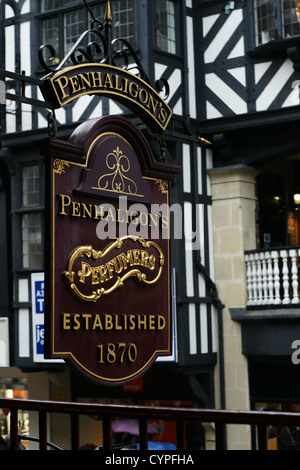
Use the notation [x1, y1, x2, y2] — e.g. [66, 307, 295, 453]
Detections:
[245, 247, 300, 307]
[1, 397, 300, 450]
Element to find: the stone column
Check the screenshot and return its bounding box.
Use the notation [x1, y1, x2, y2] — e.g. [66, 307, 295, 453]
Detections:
[208, 165, 258, 450]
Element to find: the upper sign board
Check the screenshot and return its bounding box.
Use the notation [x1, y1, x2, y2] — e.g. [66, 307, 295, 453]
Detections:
[40, 64, 172, 133]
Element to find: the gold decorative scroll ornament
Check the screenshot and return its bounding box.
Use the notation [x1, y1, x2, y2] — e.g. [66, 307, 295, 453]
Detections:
[63, 236, 164, 302]
[92, 146, 144, 197]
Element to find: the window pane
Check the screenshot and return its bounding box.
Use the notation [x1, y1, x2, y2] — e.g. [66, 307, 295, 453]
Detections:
[41, 17, 60, 65]
[156, 0, 176, 53]
[22, 214, 42, 268]
[41, 0, 60, 12]
[113, 0, 134, 44]
[22, 165, 40, 206]
[282, 0, 300, 37]
[64, 0, 77, 5]
[64, 9, 85, 56]
[41, 0, 78, 12]
[255, 0, 275, 45]
[90, 1, 134, 45]
[90, 4, 106, 25]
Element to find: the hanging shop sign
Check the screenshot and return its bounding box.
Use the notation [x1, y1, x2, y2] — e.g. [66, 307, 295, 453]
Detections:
[42, 115, 180, 385]
[40, 63, 172, 133]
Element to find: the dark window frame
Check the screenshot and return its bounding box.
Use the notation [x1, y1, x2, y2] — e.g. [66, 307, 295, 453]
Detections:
[15, 160, 45, 271]
[154, 0, 181, 57]
[254, 0, 300, 45]
[248, 0, 300, 58]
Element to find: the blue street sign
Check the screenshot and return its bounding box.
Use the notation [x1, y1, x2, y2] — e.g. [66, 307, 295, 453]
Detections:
[34, 280, 44, 314]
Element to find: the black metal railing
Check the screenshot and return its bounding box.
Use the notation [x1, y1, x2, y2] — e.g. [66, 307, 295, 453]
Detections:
[1, 397, 300, 450]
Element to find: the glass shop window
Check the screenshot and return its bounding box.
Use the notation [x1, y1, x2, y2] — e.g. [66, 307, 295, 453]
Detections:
[156, 0, 176, 53]
[255, 0, 300, 45]
[22, 165, 42, 269]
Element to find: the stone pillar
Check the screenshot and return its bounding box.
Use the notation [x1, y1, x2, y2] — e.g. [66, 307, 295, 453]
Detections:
[208, 165, 258, 450]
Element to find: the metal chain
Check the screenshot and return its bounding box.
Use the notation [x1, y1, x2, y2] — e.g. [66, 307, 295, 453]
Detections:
[159, 135, 166, 162]
[47, 110, 57, 138]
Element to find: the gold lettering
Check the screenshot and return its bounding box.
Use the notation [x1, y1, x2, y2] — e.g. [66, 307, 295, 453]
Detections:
[139, 212, 148, 226]
[105, 261, 115, 279]
[91, 267, 100, 285]
[158, 108, 167, 124]
[74, 314, 81, 330]
[149, 213, 159, 227]
[137, 315, 147, 330]
[162, 215, 169, 229]
[140, 250, 149, 268]
[81, 203, 93, 219]
[57, 195, 163, 229]
[78, 262, 91, 283]
[129, 211, 139, 224]
[104, 73, 113, 88]
[76, 248, 157, 287]
[114, 74, 123, 92]
[148, 315, 155, 330]
[119, 251, 134, 269]
[129, 81, 139, 98]
[69, 75, 81, 94]
[129, 315, 135, 330]
[116, 208, 125, 223]
[132, 249, 140, 265]
[82, 314, 92, 330]
[99, 265, 109, 282]
[78, 73, 92, 90]
[91, 71, 103, 88]
[72, 201, 81, 217]
[112, 257, 123, 274]
[105, 315, 113, 330]
[122, 77, 129, 94]
[60, 313, 166, 331]
[96, 205, 105, 219]
[62, 313, 71, 330]
[147, 94, 159, 114]
[139, 88, 149, 104]
[114, 315, 122, 330]
[157, 316, 166, 330]
[54, 76, 70, 100]
[106, 207, 115, 222]
[59, 194, 71, 215]
[92, 314, 103, 330]
[148, 255, 156, 270]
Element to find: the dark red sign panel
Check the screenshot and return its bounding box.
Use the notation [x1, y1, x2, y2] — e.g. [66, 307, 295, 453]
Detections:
[43, 116, 180, 385]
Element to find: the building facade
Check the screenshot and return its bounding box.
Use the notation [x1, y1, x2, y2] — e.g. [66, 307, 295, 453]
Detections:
[200, 0, 300, 450]
[0, 0, 300, 450]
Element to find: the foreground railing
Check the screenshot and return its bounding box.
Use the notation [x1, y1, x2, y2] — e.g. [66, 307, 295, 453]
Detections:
[245, 247, 300, 307]
[1, 397, 300, 450]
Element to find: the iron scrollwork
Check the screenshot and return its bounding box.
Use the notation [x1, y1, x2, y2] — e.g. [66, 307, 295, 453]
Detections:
[38, 12, 170, 100]
[38, 29, 109, 75]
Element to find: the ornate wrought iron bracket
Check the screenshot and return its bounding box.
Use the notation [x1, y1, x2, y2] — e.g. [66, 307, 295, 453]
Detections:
[0, 0, 171, 138]
[0, 68, 53, 109]
[37, 5, 169, 100]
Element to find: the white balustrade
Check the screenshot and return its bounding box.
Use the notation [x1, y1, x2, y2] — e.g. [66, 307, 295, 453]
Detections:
[290, 249, 300, 304]
[245, 248, 300, 307]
